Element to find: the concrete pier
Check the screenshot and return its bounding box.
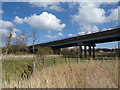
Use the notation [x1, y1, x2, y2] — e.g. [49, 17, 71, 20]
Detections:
[89, 46, 92, 57]
[79, 45, 82, 58]
[78, 43, 96, 59]
[84, 46, 87, 58]
[93, 46, 95, 58]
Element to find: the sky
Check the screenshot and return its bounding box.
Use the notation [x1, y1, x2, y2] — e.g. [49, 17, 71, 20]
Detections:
[0, 1, 119, 48]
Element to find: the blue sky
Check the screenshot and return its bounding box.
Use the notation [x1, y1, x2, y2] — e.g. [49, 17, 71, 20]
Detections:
[0, 1, 119, 48]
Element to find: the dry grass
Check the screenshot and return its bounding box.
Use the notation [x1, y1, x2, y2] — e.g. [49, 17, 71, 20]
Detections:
[3, 60, 118, 88]
[2, 54, 62, 61]
[2, 54, 34, 61]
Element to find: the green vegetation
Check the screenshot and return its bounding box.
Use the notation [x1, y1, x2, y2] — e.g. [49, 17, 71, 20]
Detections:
[61, 48, 78, 58]
[2, 57, 115, 81]
[36, 47, 53, 58]
[2, 57, 83, 81]
[96, 52, 116, 57]
[2, 60, 32, 80]
[2, 60, 118, 88]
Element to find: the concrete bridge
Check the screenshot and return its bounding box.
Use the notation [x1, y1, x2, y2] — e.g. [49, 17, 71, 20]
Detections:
[29, 28, 120, 58]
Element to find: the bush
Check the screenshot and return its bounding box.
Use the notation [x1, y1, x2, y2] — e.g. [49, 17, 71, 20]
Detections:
[61, 48, 78, 58]
[36, 47, 53, 58]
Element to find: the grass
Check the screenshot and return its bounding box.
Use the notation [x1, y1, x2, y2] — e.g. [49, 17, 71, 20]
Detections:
[2, 57, 79, 79]
[2, 58, 118, 88]
[2, 57, 116, 78]
[95, 52, 117, 57]
[2, 60, 32, 77]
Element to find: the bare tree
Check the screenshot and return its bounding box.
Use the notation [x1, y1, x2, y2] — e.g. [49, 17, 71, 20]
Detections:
[2, 27, 14, 61]
[19, 30, 28, 53]
[31, 30, 39, 54]
[12, 30, 28, 54]
[5, 27, 14, 54]
[31, 30, 40, 71]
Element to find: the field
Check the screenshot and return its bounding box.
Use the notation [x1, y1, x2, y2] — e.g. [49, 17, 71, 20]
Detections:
[2, 57, 81, 80]
[2, 57, 118, 88]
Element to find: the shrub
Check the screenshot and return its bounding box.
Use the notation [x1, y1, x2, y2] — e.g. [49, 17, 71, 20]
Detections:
[36, 47, 53, 58]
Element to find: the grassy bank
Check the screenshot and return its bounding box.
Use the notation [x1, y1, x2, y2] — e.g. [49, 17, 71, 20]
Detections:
[2, 59, 118, 88]
[2, 57, 78, 80]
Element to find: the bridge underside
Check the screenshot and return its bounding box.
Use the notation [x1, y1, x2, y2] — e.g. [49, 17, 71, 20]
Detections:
[52, 42, 96, 58]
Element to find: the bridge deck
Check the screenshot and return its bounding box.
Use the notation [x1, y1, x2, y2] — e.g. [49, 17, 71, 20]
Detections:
[29, 28, 120, 48]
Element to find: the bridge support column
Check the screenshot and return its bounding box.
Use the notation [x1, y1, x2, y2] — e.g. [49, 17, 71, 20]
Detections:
[58, 48, 61, 55]
[89, 46, 92, 57]
[52, 47, 61, 55]
[78, 43, 95, 59]
[79, 45, 82, 58]
[84, 46, 87, 58]
[92, 46, 95, 58]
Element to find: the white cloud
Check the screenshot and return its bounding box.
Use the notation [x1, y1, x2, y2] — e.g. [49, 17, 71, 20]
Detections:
[0, 20, 20, 39]
[72, 2, 118, 33]
[0, 20, 14, 29]
[13, 28, 20, 32]
[77, 32, 86, 35]
[29, 2, 63, 12]
[11, 32, 18, 38]
[48, 31, 51, 34]
[44, 35, 58, 39]
[68, 34, 76, 37]
[58, 32, 63, 36]
[0, 28, 9, 42]
[0, 28, 18, 38]
[69, 25, 100, 36]
[81, 25, 99, 33]
[0, 10, 3, 14]
[19, 35, 26, 39]
[0, 20, 20, 32]
[4, 0, 119, 2]
[14, 16, 28, 24]
[72, 2, 106, 25]
[14, 12, 65, 31]
[106, 6, 119, 22]
[0, 28, 9, 36]
[101, 27, 113, 31]
[27, 12, 65, 30]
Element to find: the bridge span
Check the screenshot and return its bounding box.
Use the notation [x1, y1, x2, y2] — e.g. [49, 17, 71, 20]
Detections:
[29, 28, 120, 58]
